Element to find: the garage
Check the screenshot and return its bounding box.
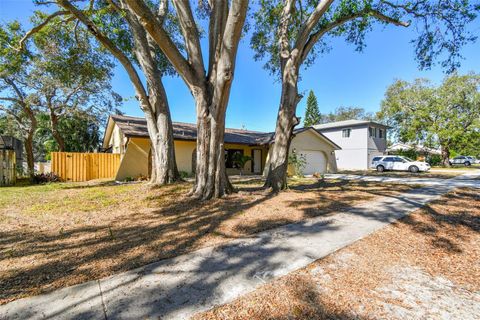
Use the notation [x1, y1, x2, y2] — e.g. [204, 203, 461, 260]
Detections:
[299, 150, 327, 174]
[264, 127, 341, 176]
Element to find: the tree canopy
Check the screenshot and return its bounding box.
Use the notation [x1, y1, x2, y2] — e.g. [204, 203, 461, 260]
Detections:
[252, 0, 479, 77]
[379, 73, 480, 164]
[0, 16, 119, 175]
[320, 106, 375, 123]
[253, 0, 479, 191]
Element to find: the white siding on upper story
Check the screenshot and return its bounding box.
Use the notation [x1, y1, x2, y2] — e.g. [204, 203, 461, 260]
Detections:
[367, 125, 387, 152]
[320, 126, 368, 151]
[316, 124, 387, 170]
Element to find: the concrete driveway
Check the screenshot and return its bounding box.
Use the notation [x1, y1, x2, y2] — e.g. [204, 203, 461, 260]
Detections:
[324, 170, 480, 188]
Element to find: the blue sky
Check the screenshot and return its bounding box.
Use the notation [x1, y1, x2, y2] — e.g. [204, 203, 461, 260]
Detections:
[1, 1, 479, 132]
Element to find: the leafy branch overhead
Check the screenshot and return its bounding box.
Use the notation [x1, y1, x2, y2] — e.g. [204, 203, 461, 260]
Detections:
[252, 0, 479, 77]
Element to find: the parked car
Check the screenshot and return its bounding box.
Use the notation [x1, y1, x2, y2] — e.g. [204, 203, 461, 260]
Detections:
[449, 156, 477, 166]
[371, 156, 431, 173]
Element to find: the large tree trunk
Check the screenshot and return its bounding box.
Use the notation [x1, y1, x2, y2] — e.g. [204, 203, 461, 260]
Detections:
[190, 91, 233, 200]
[122, 0, 247, 198]
[49, 111, 65, 152]
[441, 145, 451, 167]
[144, 85, 179, 185]
[264, 61, 301, 192]
[122, 4, 179, 185]
[24, 132, 35, 179]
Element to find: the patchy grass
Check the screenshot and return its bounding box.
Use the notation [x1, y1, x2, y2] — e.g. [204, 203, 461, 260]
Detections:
[337, 169, 468, 179]
[0, 178, 418, 305]
[194, 188, 480, 320]
[431, 165, 480, 171]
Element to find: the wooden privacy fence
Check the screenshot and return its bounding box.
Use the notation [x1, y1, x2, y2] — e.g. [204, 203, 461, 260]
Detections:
[51, 152, 121, 182]
[0, 149, 16, 186]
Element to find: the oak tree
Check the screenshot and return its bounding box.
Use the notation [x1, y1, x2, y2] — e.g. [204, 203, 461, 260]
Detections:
[123, 0, 249, 199]
[0, 22, 38, 177]
[379, 73, 480, 166]
[29, 0, 181, 185]
[252, 0, 479, 191]
[36, 1, 249, 198]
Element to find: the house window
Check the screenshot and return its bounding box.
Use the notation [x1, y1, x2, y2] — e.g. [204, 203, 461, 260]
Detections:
[342, 128, 351, 138]
[369, 127, 374, 137]
[225, 149, 244, 168]
[379, 129, 384, 139]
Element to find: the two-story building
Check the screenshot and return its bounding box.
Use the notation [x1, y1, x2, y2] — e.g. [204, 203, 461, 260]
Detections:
[314, 120, 388, 170]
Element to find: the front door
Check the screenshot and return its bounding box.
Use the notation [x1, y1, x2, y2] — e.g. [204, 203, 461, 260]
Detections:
[252, 149, 262, 174]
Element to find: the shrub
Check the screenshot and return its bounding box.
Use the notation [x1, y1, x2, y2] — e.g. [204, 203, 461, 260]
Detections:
[232, 154, 252, 175]
[179, 171, 193, 179]
[427, 154, 442, 166]
[288, 152, 307, 177]
[32, 172, 61, 184]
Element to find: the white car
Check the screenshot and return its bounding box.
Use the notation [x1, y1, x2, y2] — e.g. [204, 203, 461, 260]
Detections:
[371, 156, 431, 173]
[449, 156, 478, 166]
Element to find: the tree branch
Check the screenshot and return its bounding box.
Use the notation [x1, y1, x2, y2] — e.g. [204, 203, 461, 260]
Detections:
[56, 0, 150, 108]
[3, 77, 26, 102]
[370, 10, 410, 27]
[207, 1, 228, 79]
[170, 0, 205, 78]
[294, 0, 335, 54]
[278, 0, 296, 70]
[124, 0, 199, 88]
[301, 8, 410, 62]
[0, 96, 21, 104]
[17, 10, 70, 51]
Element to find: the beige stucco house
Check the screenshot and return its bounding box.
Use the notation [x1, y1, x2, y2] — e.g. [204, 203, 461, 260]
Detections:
[102, 115, 340, 181]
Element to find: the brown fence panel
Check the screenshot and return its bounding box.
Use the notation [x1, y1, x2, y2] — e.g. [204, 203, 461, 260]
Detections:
[51, 152, 120, 182]
[0, 149, 16, 186]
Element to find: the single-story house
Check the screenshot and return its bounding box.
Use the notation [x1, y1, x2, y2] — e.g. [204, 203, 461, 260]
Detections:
[386, 142, 441, 161]
[102, 115, 340, 181]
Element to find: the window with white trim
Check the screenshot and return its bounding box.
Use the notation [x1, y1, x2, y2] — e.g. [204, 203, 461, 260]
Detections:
[342, 128, 351, 138]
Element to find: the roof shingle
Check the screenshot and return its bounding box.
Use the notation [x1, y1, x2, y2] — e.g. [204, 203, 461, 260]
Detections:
[111, 115, 273, 145]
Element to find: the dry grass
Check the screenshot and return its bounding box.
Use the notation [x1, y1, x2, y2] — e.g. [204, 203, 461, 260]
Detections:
[338, 169, 465, 179]
[0, 178, 417, 305]
[194, 188, 480, 320]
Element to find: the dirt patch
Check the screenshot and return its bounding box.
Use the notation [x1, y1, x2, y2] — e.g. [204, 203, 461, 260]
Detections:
[194, 188, 480, 320]
[338, 169, 464, 179]
[0, 178, 416, 304]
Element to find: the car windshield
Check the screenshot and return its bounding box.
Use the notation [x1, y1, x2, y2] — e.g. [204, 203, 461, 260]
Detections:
[402, 157, 414, 162]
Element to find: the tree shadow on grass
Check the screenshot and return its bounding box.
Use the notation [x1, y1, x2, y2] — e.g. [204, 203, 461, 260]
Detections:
[394, 189, 480, 254]
[2, 180, 468, 318]
[0, 179, 417, 304]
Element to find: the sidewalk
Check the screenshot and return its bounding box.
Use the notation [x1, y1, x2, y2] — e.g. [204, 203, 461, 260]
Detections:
[324, 171, 480, 188]
[1, 172, 479, 320]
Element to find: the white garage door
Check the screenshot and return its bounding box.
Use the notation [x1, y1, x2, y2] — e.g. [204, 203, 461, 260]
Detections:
[299, 150, 327, 174]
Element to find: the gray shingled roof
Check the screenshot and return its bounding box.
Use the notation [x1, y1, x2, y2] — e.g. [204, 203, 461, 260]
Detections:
[108, 115, 340, 149]
[111, 115, 273, 145]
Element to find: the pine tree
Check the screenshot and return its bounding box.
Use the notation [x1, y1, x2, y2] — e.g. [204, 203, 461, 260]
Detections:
[304, 90, 321, 127]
